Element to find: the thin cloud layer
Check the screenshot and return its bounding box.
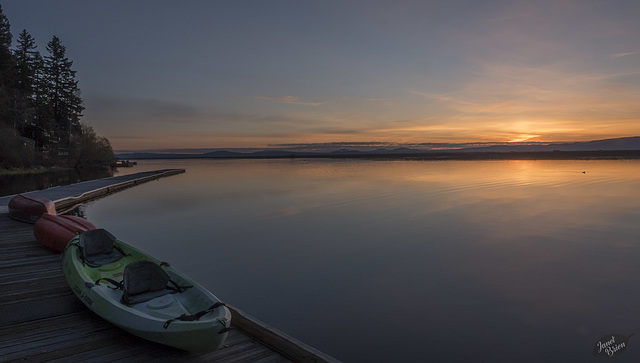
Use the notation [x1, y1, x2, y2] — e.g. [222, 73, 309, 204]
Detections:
[610, 51, 640, 59]
[255, 96, 322, 106]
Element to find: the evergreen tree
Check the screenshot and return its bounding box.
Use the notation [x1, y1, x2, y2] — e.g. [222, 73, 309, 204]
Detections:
[42, 35, 84, 148]
[0, 5, 10, 48]
[14, 29, 41, 136]
[0, 9, 113, 169]
[0, 5, 15, 127]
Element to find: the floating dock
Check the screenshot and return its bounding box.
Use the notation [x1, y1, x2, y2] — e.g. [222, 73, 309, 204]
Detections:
[0, 170, 339, 362]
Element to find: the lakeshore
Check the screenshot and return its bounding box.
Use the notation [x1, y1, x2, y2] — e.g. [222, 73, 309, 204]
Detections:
[0, 166, 73, 176]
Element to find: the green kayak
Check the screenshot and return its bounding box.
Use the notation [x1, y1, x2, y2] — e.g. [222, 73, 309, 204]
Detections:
[62, 229, 231, 351]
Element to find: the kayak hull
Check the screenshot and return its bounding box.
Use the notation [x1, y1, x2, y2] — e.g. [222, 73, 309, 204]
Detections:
[8, 194, 56, 223]
[62, 236, 231, 351]
[34, 214, 97, 253]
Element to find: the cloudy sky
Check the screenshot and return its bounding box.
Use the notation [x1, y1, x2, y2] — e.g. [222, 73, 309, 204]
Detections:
[3, 0, 640, 150]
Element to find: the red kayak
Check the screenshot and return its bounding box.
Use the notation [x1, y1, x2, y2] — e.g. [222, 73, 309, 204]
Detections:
[34, 213, 97, 253]
[8, 194, 56, 223]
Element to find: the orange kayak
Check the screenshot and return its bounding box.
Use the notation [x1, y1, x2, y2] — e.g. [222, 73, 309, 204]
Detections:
[34, 213, 97, 252]
[8, 194, 56, 223]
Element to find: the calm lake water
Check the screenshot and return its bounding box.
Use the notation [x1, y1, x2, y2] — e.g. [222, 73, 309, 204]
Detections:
[74, 158, 639, 362]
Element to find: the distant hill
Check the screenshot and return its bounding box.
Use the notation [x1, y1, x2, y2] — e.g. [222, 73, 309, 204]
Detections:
[115, 136, 640, 160]
[116, 149, 312, 159]
[459, 136, 640, 152]
[563, 136, 640, 151]
[201, 150, 245, 157]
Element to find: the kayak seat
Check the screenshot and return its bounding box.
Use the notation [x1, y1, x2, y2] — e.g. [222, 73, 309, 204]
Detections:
[79, 229, 124, 267]
[121, 261, 183, 306]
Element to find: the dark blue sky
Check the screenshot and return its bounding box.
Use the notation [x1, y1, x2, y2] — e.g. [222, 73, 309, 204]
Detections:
[3, 0, 640, 150]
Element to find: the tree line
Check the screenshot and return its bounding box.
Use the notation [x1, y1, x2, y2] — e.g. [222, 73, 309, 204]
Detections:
[0, 5, 113, 169]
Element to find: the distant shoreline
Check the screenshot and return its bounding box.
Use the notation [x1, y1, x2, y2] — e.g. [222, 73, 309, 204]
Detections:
[118, 149, 640, 161]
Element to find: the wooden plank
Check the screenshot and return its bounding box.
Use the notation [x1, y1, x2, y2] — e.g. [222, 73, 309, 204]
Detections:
[0, 265, 63, 284]
[46, 339, 159, 363]
[0, 313, 104, 347]
[0, 325, 122, 361]
[0, 254, 60, 268]
[248, 355, 293, 363]
[0, 279, 69, 304]
[0, 321, 116, 356]
[0, 291, 81, 326]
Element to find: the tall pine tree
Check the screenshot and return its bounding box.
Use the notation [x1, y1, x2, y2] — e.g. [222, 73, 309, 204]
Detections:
[42, 35, 84, 148]
[0, 5, 15, 127]
[14, 29, 41, 137]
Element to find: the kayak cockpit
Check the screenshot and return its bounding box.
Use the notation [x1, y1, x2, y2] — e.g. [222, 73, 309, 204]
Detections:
[78, 229, 125, 267]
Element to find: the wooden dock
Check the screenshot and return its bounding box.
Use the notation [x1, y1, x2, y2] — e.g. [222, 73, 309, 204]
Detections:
[0, 169, 186, 215]
[0, 170, 339, 362]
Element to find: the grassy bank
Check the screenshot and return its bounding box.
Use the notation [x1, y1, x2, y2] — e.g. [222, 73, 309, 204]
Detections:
[0, 166, 75, 176]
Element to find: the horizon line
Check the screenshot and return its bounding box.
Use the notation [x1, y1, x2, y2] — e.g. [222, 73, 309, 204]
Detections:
[113, 136, 639, 154]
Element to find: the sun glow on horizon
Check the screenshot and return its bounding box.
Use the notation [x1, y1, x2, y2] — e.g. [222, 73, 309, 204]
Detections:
[508, 134, 541, 143]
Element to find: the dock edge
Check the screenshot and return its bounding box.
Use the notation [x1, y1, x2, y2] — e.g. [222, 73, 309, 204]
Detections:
[228, 305, 341, 363]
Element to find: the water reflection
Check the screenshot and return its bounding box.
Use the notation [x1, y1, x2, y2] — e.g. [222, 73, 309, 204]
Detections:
[79, 159, 640, 362]
[65, 204, 88, 219]
[0, 167, 114, 196]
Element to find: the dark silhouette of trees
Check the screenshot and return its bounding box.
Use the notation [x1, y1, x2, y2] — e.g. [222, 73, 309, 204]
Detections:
[0, 5, 113, 169]
[71, 125, 114, 168]
[0, 125, 34, 168]
[42, 35, 84, 148]
[0, 5, 14, 127]
[14, 30, 41, 137]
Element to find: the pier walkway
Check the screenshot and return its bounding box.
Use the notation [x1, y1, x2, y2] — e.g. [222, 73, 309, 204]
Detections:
[0, 170, 338, 362]
[0, 169, 186, 214]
